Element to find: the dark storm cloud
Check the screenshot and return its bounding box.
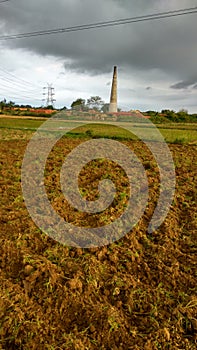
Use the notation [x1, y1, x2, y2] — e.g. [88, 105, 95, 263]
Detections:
[171, 81, 190, 89]
[0, 0, 197, 80]
[170, 77, 197, 89]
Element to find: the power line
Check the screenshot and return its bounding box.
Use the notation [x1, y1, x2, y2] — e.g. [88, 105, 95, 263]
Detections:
[0, 81, 38, 97]
[0, 73, 42, 102]
[0, 74, 40, 92]
[0, 66, 47, 104]
[0, 73, 41, 97]
[0, 90, 42, 102]
[0, 66, 40, 89]
[0, 87, 41, 100]
[0, 90, 42, 100]
[0, 6, 196, 40]
[0, 87, 42, 100]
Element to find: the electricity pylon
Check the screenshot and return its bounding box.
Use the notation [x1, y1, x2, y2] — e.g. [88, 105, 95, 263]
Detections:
[42, 83, 56, 107]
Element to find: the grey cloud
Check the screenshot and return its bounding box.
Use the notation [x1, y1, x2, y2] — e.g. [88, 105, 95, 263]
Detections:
[0, 0, 196, 79]
[170, 77, 197, 89]
[170, 81, 189, 89]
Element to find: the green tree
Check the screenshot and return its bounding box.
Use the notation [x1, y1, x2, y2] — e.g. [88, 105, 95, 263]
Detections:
[101, 103, 110, 113]
[161, 109, 175, 117]
[45, 105, 54, 110]
[145, 110, 158, 117]
[0, 98, 6, 112]
[87, 96, 104, 111]
[71, 98, 86, 111]
[177, 109, 189, 121]
[178, 108, 188, 114]
[7, 100, 15, 108]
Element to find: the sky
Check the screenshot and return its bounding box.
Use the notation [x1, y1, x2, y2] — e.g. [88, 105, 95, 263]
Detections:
[0, 0, 197, 112]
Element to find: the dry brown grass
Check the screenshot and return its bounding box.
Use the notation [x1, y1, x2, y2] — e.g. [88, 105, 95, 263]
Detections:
[0, 136, 196, 349]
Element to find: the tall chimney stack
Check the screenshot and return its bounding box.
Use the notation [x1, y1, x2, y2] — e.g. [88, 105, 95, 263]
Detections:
[109, 66, 117, 113]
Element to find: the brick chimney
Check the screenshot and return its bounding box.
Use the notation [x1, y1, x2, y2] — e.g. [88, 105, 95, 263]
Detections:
[109, 66, 117, 113]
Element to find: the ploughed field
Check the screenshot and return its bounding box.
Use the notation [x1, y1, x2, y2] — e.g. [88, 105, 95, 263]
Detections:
[0, 124, 196, 349]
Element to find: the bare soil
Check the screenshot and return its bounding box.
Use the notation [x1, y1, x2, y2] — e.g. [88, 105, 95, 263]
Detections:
[0, 137, 196, 350]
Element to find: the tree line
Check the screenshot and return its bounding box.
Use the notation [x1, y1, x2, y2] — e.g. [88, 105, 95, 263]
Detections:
[0, 96, 111, 113]
[0, 97, 196, 122]
[143, 109, 197, 123]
